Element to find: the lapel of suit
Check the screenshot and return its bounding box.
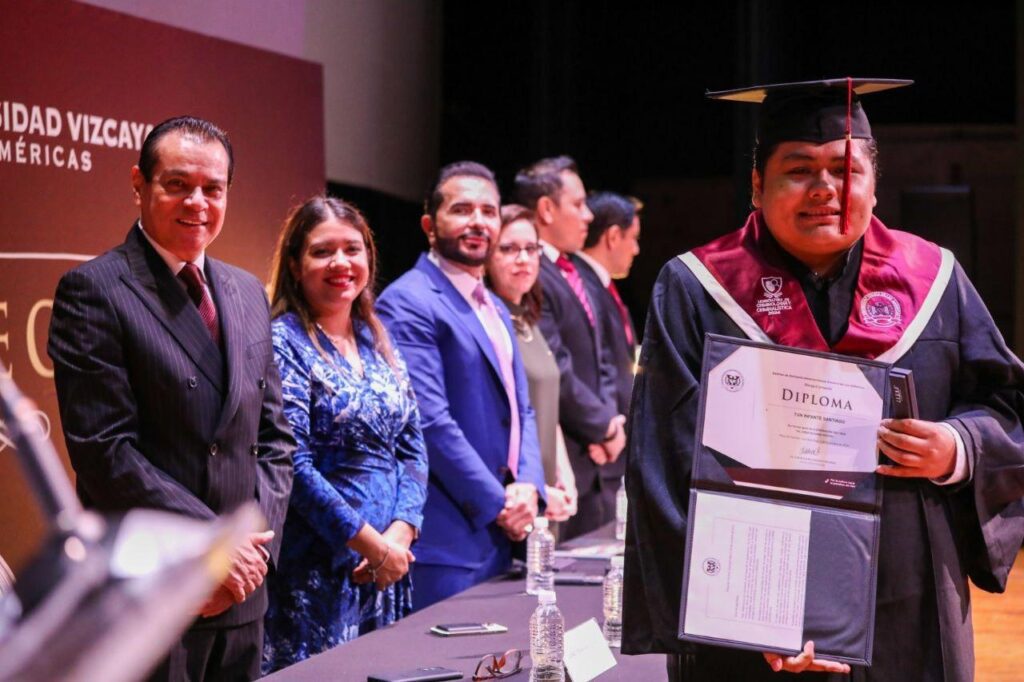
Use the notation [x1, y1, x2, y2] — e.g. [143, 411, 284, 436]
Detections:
[120, 225, 225, 392]
[577, 257, 631, 344]
[574, 256, 601, 297]
[417, 254, 504, 386]
[208, 258, 245, 435]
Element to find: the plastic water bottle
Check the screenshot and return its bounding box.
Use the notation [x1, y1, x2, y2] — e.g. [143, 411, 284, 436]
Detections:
[603, 555, 625, 647]
[529, 590, 565, 682]
[615, 476, 628, 540]
[526, 517, 555, 595]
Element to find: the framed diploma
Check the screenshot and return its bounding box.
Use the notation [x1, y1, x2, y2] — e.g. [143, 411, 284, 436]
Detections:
[677, 334, 903, 666]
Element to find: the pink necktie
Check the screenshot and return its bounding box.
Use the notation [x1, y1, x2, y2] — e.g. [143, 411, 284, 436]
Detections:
[555, 254, 595, 327]
[178, 263, 220, 345]
[473, 283, 520, 478]
[606, 281, 635, 346]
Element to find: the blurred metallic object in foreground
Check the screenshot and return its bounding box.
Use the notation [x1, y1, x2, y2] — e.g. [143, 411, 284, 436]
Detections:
[0, 364, 263, 682]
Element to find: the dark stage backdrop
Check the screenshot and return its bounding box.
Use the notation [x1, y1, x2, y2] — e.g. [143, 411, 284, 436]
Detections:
[0, 0, 325, 571]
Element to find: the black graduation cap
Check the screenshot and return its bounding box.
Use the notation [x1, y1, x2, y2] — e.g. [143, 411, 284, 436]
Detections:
[707, 78, 912, 232]
[707, 78, 912, 147]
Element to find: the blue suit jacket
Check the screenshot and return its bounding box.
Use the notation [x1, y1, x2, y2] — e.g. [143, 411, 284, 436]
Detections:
[377, 254, 545, 569]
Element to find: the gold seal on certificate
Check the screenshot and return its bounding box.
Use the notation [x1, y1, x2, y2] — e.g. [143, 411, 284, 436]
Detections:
[678, 334, 901, 666]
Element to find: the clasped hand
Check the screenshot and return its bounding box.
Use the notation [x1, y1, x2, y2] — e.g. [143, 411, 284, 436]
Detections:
[588, 415, 627, 465]
[352, 539, 415, 590]
[544, 483, 577, 522]
[197, 530, 274, 618]
[497, 482, 538, 541]
[351, 521, 416, 590]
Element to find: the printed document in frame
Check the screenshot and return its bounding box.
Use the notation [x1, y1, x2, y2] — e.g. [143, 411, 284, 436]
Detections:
[677, 334, 893, 666]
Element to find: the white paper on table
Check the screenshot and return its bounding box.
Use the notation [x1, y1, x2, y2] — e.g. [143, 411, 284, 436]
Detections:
[553, 539, 625, 561]
[703, 345, 882, 472]
[683, 491, 810, 651]
[563, 617, 616, 682]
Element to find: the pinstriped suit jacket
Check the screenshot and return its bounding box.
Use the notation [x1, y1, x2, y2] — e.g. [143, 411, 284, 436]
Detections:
[48, 224, 294, 628]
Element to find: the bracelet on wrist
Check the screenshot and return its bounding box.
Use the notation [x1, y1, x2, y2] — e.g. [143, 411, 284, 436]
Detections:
[369, 543, 391, 572]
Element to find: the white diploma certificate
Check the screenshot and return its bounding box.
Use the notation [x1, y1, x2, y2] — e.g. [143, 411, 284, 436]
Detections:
[701, 344, 883, 496]
[683, 491, 810, 651]
[680, 337, 885, 662]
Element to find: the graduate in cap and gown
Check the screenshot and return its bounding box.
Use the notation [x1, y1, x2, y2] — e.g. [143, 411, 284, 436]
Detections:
[621, 78, 1024, 681]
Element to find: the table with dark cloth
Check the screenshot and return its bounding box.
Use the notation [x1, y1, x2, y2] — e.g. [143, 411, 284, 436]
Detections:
[264, 524, 666, 681]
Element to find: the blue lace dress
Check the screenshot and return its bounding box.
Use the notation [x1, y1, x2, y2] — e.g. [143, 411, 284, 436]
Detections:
[262, 313, 428, 673]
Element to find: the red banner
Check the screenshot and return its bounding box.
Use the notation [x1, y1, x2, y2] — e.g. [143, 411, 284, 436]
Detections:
[0, 0, 325, 569]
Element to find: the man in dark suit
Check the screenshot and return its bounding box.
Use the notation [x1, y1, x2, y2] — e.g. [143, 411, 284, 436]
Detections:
[48, 116, 294, 681]
[515, 156, 624, 539]
[575, 192, 642, 513]
[377, 161, 545, 610]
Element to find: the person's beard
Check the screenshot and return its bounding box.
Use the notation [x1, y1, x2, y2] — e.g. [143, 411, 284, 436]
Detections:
[434, 227, 492, 267]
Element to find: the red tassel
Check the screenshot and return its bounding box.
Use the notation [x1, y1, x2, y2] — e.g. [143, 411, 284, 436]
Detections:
[839, 77, 853, 235]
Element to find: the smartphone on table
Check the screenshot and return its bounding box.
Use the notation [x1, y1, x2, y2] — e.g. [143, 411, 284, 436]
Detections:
[429, 622, 508, 637]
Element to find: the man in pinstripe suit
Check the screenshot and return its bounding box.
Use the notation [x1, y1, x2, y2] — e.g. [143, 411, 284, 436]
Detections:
[48, 117, 294, 681]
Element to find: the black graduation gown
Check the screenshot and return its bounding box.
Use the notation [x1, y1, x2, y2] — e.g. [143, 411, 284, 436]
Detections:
[621, 246, 1024, 681]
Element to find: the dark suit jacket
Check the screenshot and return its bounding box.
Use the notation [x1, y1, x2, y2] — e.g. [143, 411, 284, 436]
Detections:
[575, 258, 637, 482]
[536, 255, 618, 493]
[377, 254, 546, 570]
[48, 225, 294, 628]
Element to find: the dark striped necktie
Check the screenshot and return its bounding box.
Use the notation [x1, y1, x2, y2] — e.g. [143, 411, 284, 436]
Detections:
[178, 262, 221, 345]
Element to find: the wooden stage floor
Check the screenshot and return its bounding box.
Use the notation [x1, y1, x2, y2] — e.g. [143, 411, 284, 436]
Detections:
[972, 549, 1024, 680]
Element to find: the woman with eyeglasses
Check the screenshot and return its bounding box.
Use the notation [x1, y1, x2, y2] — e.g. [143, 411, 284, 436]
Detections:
[486, 205, 578, 531]
[261, 196, 428, 673]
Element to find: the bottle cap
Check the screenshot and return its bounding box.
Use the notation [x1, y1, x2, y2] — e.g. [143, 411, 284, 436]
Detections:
[610, 555, 624, 569]
[537, 589, 556, 604]
[534, 517, 549, 530]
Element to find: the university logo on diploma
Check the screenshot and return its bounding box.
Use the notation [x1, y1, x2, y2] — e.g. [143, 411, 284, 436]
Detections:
[678, 335, 895, 667]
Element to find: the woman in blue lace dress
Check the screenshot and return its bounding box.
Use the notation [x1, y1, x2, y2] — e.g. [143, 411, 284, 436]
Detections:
[262, 196, 428, 673]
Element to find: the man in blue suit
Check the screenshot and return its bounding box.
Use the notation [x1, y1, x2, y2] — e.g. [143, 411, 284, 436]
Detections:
[377, 161, 546, 610]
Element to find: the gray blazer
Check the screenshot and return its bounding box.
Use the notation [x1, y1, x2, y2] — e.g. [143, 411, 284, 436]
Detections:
[48, 224, 294, 628]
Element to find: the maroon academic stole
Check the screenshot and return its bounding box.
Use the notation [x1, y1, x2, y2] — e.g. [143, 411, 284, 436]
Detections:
[682, 211, 953, 362]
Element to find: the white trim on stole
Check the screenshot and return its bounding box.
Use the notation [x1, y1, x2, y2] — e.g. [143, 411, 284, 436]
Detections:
[677, 247, 956, 363]
[678, 251, 772, 344]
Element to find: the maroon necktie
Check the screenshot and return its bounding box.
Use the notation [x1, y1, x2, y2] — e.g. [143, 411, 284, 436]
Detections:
[178, 263, 220, 345]
[606, 281, 635, 346]
[555, 254, 595, 327]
